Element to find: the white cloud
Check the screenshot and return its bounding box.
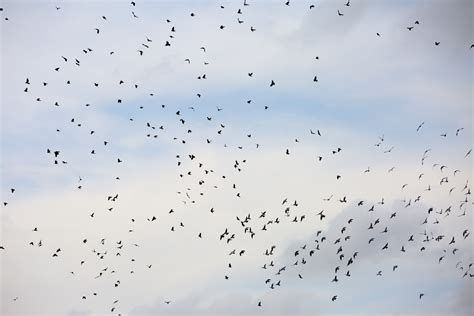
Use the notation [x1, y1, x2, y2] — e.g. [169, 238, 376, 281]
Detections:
[1, 1, 472, 315]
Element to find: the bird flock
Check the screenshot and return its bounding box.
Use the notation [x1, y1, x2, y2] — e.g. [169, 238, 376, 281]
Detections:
[1, 1, 473, 315]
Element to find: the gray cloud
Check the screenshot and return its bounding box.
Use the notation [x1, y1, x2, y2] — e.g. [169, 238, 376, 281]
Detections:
[1, 1, 472, 316]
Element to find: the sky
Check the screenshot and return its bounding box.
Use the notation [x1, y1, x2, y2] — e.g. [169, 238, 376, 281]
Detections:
[0, 0, 473, 315]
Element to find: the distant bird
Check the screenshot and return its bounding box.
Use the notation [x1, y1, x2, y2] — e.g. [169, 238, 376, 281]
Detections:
[416, 122, 425, 132]
[317, 210, 326, 220]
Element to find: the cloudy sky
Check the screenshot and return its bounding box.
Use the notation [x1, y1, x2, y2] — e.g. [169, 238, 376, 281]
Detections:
[1, 0, 473, 315]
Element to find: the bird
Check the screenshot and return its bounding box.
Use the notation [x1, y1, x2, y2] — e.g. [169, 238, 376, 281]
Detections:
[317, 210, 326, 220]
[416, 122, 425, 132]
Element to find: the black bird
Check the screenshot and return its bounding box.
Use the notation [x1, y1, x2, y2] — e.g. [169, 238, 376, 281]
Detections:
[317, 210, 326, 220]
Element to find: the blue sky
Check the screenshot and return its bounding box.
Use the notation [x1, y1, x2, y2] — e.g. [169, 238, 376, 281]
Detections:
[1, 1, 473, 315]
